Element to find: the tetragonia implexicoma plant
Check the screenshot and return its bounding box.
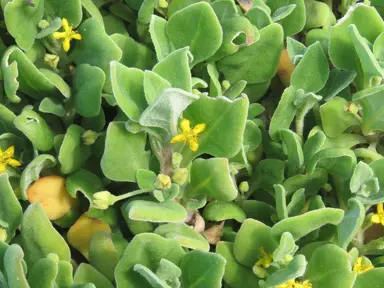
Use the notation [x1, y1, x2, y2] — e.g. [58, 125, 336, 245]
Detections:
[1, 0, 384, 287]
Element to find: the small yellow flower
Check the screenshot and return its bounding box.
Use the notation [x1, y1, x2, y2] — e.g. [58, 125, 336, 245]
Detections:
[170, 118, 206, 152]
[371, 203, 384, 226]
[255, 247, 273, 268]
[276, 279, 312, 288]
[53, 18, 82, 52]
[0, 146, 22, 173]
[353, 257, 374, 274]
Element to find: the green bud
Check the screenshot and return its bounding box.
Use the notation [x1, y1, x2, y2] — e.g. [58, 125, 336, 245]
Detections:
[322, 183, 332, 193]
[222, 80, 231, 91]
[284, 254, 293, 263]
[92, 191, 116, 210]
[239, 181, 249, 193]
[172, 152, 183, 168]
[82, 130, 100, 145]
[172, 168, 188, 185]
[44, 54, 60, 71]
[252, 265, 269, 279]
[38, 19, 50, 29]
[0, 228, 7, 242]
[158, 0, 168, 8]
[155, 174, 172, 190]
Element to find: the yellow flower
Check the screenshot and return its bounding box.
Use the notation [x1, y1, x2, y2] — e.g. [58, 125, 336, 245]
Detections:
[276, 279, 312, 288]
[255, 247, 273, 268]
[170, 118, 206, 152]
[53, 18, 82, 52]
[353, 257, 374, 274]
[371, 203, 384, 226]
[0, 146, 22, 173]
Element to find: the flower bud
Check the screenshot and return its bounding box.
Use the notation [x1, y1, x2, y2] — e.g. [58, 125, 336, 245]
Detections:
[172, 168, 188, 186]
[239, 181, 249, 193]
[44, 54, 60, 70]
[222, 80, 231, 91]
[82, 130, 100, 145]
[172, 153, 183, 168]
[92, 191, 116, 210]
[252, 265, 269, 279]
[155, 174, 172, 190]
[158, 0, 168, 8]
[38, 19, 50, 29]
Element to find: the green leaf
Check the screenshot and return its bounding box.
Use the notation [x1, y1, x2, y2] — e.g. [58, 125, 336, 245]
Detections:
[272, 232, 298, 266]
[304, 0, 330, 29]
[266, 0, 306, 36]
[234, 219, 278, 267]
[186, 158, 238, 201]
[149, 15, 173, 61]
[252, 159, 285, 193]
[180, 250, 226, 288]
[281, 129, 304, 177]
[39, 97, 65, 117]
[271, 208, 344, 240]
[319, 69, 357, 101]
[36, 17, 62, 39]
[153, 47, 192, 92]
[28, 257, 58, 288]
[291, 42, 329, 93]
[207, 62, 222, 97]
[139, 88, 198, 140]
[264, 255, 307, 287]
[245, 6, 272, 30]
[101, 122, 150, 182]
[283, 168, 328, 197]
[143, 71, 172, 105]
[110, 61, 147, 121]
[4, 0, 44, 50]
[124, 200, 187, 223]
[243, 120, 262, 152]
[3, 244, 29, 288]
[216, 242, 261, 288]
[56, 260, 73, 287]
[287, 188, 305, 217]
[320, 97, 361, 137]
[305, 244, 356, 288]
[14, 108, 55, 152]
[350, 161, 375, 194]
[354, 268, 384, 288]
[269, 87, 297, 141]
[155, 223, 210, 251]
[203, 201, 246, 223]
[306, 148, 357, 178]
[241, 200, 275, 226]
[70, 18, 122, 93]
[115, 233, 185, 288]
[353, 84, 384, 135]
[89, 231, 120, 282]
[19, 154, 57, 200]
[21, 203, 71, 266]
[167, 2, 223, 66]
[0, 174, 23, 241]
[274, 184, 288, 220]
[111, 34, 156, 70]
[329, 4, 384, 89]
[271, 4, 296, 22]
[137, 169, 157, 189]
[286, 37, 307, 65]
[58, 124, 92, 174]
[218, 23, 283, 84]
[303, 131, 326, 163]
[181, 95, 249, 163]
[74, 64, 106, 118]
[336, 198, 365, 249]
[74, 263, 114, 288]
[373, 32, 384, 61]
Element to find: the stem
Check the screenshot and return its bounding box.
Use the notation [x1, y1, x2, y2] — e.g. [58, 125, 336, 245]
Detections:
[114, 188, 153, 203]
[354, 148, 384, 162]
[161, 145, 173, 176]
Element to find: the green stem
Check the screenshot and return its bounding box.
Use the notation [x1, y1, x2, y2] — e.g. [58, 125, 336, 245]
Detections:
[354, 148, 384, 162]
[113, 188, 153, 203]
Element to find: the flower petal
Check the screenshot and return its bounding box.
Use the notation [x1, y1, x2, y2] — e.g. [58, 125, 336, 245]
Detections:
[371, 214, 381, 223]
[3, 146, 14, 159]
[189, 139, 199, 151]
[63, 38, 71, 52]
[62, 18, 70, 31]
[180, 118, 191, 133]
[0, 163, 6, 173]
[7, 158, 22, 167]
[53, 32, 67, 39]
[192, 123, 206, 135]
[72, 33, 82, 40]
[170, 134, 187, 144]
[378, 203, 384, 215]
